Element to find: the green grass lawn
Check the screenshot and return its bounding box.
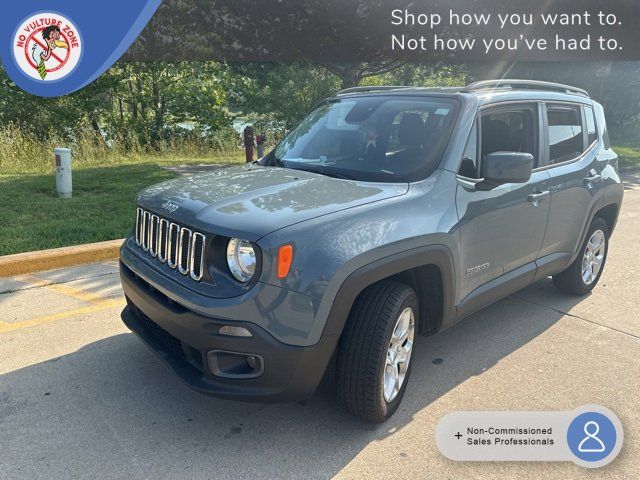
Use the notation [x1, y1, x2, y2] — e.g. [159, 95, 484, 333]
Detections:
[0, 154, 244, 256]
[612, 142, 640, 169]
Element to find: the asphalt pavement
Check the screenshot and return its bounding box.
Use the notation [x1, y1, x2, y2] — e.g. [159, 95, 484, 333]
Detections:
[0, 172, 638, 479]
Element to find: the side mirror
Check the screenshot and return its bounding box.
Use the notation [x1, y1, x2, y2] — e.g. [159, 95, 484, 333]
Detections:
[477, 152, 533, 191]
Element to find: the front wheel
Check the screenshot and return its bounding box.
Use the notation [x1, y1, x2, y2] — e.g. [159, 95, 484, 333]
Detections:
[335, 280, 418, 423]
[553, 217, 609, 295]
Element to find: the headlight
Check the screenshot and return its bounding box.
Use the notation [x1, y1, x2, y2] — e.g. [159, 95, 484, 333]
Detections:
[226, 238, 257, 282]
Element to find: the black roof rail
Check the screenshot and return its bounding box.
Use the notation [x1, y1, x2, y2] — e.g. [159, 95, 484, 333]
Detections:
[336, 85, 414, 95]
[462, 79, 589, 98]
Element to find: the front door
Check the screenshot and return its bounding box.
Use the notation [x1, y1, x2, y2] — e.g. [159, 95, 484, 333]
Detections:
[455, 103, 551, 302]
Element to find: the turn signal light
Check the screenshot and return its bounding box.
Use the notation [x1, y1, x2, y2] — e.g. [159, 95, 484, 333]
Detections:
[277, 244, 294, 279]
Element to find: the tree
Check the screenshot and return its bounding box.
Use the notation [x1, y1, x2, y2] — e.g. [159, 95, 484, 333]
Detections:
[361, 62, 469, 87]
[0, 66, 88, 140]
[229, 63, 341, 132]
[98, 61, 231, 146]
[322, 62, 405, 89]
[0, 60, 233, 150]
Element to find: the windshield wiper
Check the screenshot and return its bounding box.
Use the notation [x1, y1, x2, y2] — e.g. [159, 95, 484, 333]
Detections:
[259, 152, 286, 168]
[291, 166, 356, 180]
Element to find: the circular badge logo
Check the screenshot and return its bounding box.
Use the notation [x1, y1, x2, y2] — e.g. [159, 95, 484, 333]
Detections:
[12, 13, 82, 81]
[567, 411, 618, 463]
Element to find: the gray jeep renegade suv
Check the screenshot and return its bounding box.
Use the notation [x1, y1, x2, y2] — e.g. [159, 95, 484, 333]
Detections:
[120, 80, 623, 422]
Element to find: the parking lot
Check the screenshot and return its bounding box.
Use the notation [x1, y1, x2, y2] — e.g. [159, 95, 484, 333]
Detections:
[1, 173, 639, 479]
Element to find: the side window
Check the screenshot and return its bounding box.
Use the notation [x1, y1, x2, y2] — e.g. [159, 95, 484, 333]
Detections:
[480, 106, 537, 172]
[546, 104, 583, 164]
[592, 102, 610, 149]
[458, 120, 478, 178]
[603, 127, 611, 150]
[585, 106, 598, 146]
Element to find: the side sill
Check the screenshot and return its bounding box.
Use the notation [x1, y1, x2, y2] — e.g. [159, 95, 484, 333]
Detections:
[456, 262, 536, 320]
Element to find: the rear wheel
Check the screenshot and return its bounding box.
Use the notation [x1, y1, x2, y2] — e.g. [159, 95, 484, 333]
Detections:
[553, 217, 609, 295]
[336, 280, 417, 423]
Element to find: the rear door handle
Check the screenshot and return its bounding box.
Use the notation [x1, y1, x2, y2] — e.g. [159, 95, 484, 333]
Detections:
[584, 174, 602, 186]
[527, 191, 549, 205]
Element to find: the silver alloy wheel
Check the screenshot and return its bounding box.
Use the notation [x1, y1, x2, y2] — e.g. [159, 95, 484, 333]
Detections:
[382, 306, 415, 403]
[582, 229, 606, 285]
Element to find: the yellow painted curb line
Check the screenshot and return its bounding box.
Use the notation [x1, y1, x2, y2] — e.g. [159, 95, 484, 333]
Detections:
[0, 239, 124, 278]
[0, 299, 124, 334]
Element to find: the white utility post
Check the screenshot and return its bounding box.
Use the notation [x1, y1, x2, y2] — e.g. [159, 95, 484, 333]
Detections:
[54, 147, 72, 199]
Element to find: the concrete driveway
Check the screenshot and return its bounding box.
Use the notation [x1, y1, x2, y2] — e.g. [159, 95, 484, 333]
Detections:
[1, 174, 638, 479]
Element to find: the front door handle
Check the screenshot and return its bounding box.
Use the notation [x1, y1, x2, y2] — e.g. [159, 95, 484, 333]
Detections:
[584, 174, 602, 186]
[527, 191, 550, 206]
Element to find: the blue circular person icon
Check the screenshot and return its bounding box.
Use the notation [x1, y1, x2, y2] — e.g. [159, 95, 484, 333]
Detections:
[567, 412, 617, 462]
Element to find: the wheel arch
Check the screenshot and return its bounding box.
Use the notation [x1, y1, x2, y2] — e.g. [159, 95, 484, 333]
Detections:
[322, 244, 456, 342]
[595, 202, 620, 235]
[569, 197, 619, 265]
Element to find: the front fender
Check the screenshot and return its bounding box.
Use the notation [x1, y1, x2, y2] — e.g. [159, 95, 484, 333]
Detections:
[318, 244, 457, 343]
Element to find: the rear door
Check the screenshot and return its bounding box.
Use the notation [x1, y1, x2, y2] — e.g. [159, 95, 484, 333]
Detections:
[456, 102, 551, 302]
[537, 102, 602, 258]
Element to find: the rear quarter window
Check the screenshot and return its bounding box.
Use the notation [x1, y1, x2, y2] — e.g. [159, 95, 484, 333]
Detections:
[593, 102, 611, 149]
[585, 106, 598, 146]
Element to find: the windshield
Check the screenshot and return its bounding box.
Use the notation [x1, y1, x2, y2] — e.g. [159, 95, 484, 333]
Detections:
[271, 96, 459, 182]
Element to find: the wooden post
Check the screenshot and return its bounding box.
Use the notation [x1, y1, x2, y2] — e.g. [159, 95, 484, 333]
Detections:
[243, 126, 255, 163]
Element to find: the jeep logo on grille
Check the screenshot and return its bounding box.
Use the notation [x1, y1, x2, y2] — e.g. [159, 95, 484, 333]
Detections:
[161, 201, 179, 214]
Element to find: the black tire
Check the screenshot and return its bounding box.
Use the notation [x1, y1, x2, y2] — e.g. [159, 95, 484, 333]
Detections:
[553, 217, 609, 295]
[335, 280, 418, 423]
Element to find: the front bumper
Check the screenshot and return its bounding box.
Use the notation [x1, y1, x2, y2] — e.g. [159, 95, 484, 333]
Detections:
[120, 261, 337, 402]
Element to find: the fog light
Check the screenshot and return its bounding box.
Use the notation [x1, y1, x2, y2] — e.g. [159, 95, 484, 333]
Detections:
[218, 325, 253, 337]
[207, 350, 264, 379]
[246, 355, 258, 369]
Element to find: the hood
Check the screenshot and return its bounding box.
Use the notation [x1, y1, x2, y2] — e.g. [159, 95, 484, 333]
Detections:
[137, 165, 408, 240]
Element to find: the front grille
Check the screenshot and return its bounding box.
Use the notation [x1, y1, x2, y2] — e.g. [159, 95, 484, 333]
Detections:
[149, 215, 159, 257]
[178, 227, 192, 275]
[190, 233, 205, 280]
[137, 312, 187, 362]
[158, 219, 169, 262]
[135, 208, 206, 281]
[142, 211, 151, 252]
[168, 222, 180, 268]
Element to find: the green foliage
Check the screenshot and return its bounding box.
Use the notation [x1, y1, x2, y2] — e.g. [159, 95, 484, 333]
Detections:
[611, 128, 640, 168]
[614, 145, 640, 168]
[0, 61, 233, 151]
[362, 63, 470, 87]
[98, 62, 232, 145]
[0, 122, 244, 175]
[0, 69, 87, 140]
[229, 63, 341, 133]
